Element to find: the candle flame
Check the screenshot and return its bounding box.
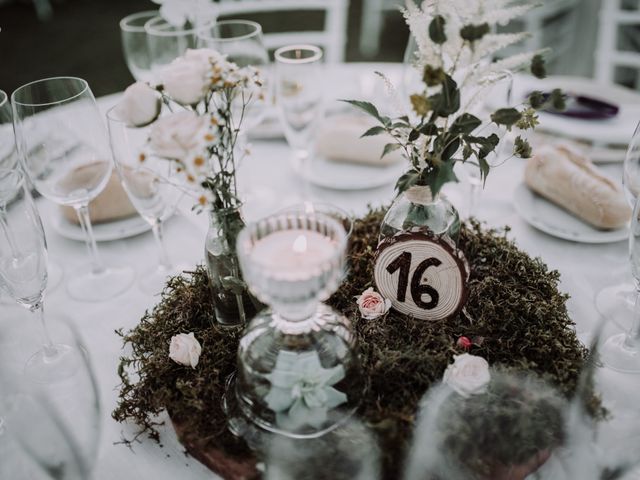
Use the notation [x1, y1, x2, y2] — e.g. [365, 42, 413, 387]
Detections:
[292, 234, 307, 253]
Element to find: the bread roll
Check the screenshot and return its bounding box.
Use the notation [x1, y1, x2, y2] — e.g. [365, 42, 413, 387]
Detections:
[315, 114, 404, 166]
[524, 145, 630, 230]
[61, 164, 137, 224]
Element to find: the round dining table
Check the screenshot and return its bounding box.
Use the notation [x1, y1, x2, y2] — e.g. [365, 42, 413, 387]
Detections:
[2, 63, 640, 479]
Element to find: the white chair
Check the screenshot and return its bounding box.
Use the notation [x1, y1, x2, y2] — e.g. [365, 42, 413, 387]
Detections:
[496, 0, 581, 67]
[595, 0, 640, 89]
[209, 0, 350, 63]
[358, 0, 404, 59]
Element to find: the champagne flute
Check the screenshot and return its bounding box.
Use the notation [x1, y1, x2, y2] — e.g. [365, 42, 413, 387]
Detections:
[0, 317, 101, 479]
[106, 107, 187, 295]
[145, 16, 198, 78]
[196, 20, 270, 133]
[274, 45, 325, 189]
[120, 10, 158, 83]
[0, 89, 63, 296]
[596, 121, 640, 329]
[600, 189, 640, 373]
[0, 168, 78, 381]
[11, 77, 135, 302]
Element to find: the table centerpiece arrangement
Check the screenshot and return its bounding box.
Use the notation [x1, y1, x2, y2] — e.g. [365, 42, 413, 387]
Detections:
[112, 1, 616, 479]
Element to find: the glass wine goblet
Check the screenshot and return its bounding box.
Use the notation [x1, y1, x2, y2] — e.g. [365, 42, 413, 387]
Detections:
[106, 106, 188, 295]
[233, 209, 363, 438]
[196, 19, 270, 134]
[0, 168, 78, 381]
[120, 10, 158, 83]
[144, 15, 198, 78]
[11, 77, 135, 302]
[274, 45, 325, 192]
[600, 190, 640, 373]
[596, 121, 640, 330]
[0, 316, 101, 479]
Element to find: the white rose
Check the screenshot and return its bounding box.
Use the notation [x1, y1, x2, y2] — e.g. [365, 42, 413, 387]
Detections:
[149, 111, 208, 160]
[442, 353, 490, 397]
[356, 287, 391, 320]
[169, 332, 202, 368]
[184, 48, 226, 66]
[161, 55, 210, 105]
[114, 82, 161, 127]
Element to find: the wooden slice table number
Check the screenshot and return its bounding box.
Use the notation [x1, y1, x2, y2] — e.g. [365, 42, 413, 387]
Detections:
[374, 232, 469, 321]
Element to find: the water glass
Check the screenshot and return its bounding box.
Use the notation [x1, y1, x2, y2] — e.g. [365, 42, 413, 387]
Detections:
[120, 10, 157, 83]
[145, 16, 198, 77]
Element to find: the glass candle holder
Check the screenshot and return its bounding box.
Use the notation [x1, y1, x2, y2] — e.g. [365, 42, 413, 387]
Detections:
[234, 211, 363, 438]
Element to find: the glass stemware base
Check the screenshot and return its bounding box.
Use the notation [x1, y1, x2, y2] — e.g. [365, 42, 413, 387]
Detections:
[600, 333, 640, 374]
[595, 282, 635, 330]
[24, 343, 79, 383]
[67, 264, 135, 302]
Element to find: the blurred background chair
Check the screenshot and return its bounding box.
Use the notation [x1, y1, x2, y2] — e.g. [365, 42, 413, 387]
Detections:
[211, 0, 349, 62]
[358, 0, 403, 58]
[595, 0, 640, 89]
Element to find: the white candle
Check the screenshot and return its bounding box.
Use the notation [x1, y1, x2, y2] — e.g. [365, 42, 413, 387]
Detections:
[251, 229, 336, 277]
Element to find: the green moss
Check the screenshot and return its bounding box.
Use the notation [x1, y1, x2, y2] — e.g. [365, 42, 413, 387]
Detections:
[113, 209, 595, 478]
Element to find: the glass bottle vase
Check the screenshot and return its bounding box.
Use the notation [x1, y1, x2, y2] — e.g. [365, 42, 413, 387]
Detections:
[379, 185, 461, 244]
[205, 206, 260, 327]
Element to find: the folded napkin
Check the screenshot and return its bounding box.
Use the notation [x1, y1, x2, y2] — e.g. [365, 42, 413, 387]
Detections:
[315, 114, 404, 166]
[525, 145, 630, 230]
[61, 166, 138, 224]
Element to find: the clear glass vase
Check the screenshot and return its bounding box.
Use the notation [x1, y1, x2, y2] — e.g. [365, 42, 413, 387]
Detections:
[233, 210, 363, 438]
[380, 185, 461, 244]
[205, 206, 261, 327]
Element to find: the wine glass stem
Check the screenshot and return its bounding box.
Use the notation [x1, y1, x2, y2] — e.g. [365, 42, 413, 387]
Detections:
[31, 301, 56, 357]
[151, 220, 171, 270]
[74, 205, 105, 275]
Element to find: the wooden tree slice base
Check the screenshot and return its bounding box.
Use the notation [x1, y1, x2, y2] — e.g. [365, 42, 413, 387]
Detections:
[171, 416, 259, 480]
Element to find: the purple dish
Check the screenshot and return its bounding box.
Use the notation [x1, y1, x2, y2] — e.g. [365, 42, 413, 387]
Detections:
[537, 92, 619, 120]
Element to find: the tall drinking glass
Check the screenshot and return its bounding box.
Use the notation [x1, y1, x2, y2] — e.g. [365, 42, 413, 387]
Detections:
[106, 107, 186, 294]
[120, 10, 157, 83]
[596, 121, 640, 328]
[0, 89, 62, 296]
[145, 16, 198, 77]
[601, 190, 640, 373]
[196, 20, 270, 132]
[12, 77, 135, 302]
[274, 45, 325, 186]
[0, 169, 78, 381]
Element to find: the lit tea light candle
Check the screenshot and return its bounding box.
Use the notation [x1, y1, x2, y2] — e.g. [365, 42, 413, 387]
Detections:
[251, 229, 337, 279]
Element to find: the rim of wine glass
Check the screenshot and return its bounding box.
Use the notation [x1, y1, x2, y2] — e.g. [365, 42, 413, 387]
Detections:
[196, 19, 263, 43]
[274, 44, 323, 64]
[144, 15, 199, 36]
[120, 10, 159, 32]
[11, 76, 91, 108]
[0, 90, 7, 109]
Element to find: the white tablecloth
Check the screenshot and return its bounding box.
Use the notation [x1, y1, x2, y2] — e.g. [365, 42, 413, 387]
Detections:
[3, 63, 640, 479]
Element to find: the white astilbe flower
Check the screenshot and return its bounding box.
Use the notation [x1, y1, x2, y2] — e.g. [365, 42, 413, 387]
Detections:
[403, 0, 538, 83]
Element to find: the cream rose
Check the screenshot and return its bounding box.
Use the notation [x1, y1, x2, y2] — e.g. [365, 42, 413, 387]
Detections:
[149, 111, 208, 160]
[161, 55, 210, 105]
[114, 82, 161, 127]
[169, 332, 202, 368]
[356, 287, 391, 319]
[442, 353, 490, 397]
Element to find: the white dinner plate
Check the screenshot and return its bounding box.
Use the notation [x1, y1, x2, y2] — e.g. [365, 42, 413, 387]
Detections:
[513, 183, 628, 244]
[43, 201, 152, 242]
[292, 154, 405, 191]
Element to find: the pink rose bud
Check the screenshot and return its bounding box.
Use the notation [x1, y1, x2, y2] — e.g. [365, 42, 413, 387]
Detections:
[456, 336, 472, 350]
